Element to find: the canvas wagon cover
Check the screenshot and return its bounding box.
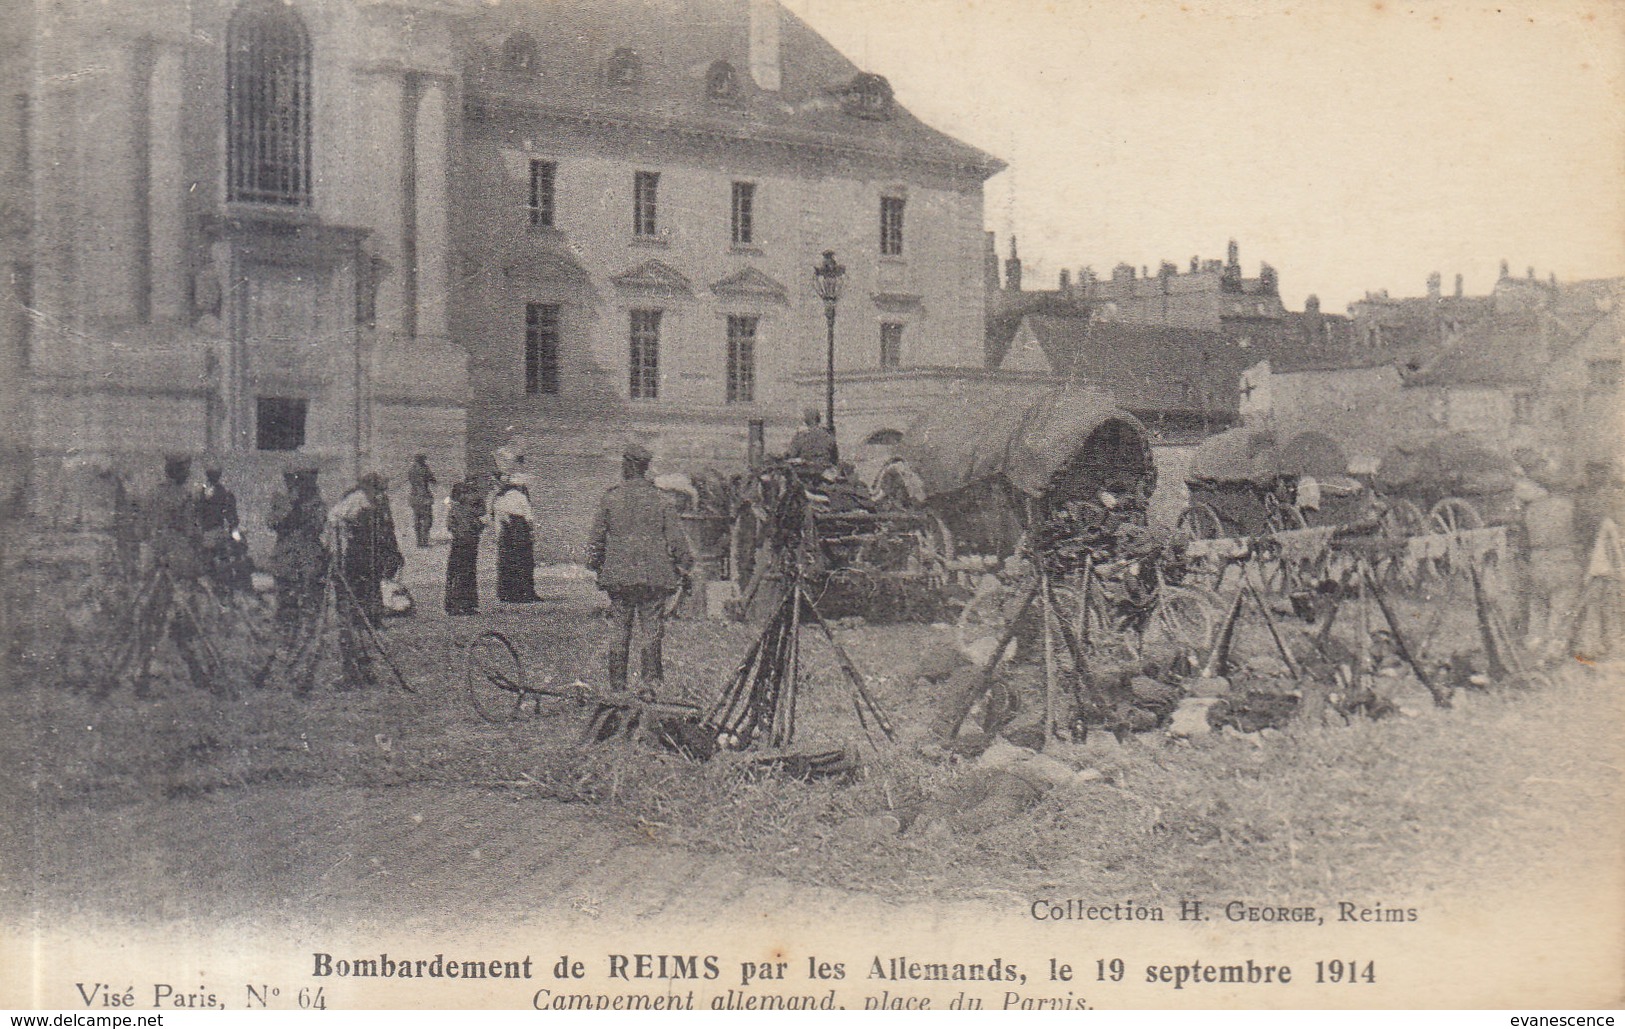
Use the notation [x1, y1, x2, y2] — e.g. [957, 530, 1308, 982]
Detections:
[1376, 432, 1520, 496]
[1187, 427, 1280, 485]
[896, 388, 1150, 500]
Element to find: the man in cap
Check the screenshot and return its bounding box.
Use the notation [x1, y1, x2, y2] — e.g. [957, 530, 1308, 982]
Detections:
[263, 463, 328, 663]
[130, 455, 212, 695]
[586, 442, 693, 699]
[327, 471, 404, 685]
[788, 407, 838, 469]
[406, 453, 438, 548]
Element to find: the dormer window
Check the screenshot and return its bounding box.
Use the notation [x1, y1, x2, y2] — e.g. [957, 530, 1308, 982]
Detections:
[502, 32, 539, 77]
[842, 73, 893, 120]
[706, 60, 739, 100]
[608, 48, 641, 88]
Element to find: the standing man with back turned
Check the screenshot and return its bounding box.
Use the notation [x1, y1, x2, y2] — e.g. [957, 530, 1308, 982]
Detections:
[586, 443, 693, 701]
[407, 454, 438, 549]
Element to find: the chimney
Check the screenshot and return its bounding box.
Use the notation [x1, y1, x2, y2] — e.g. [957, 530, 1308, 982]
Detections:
[1454, 273, 1463, 298]
[983, 231, 1000, 292]
[1305, 294, 1321, 315]
[1059, 269, 1071, 291]
[1499, 259, 1510, 279]
[749, 0, 781, 91]
[1527, 266, 1535, 281]
[1427, 272, 1441, 300]
[1226, 239, 1240, 269]
[1004, 237, 1022, 292]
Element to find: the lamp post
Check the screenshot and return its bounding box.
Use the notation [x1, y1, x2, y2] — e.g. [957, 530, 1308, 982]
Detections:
[813, 250, 845, 442]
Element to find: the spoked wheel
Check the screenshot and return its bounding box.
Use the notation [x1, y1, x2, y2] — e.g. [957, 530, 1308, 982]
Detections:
[1177, 503, 1225, 540]
[1429, 496, 1483, 535]
[1148, 585, 1218, 652]
[467, 629, 526, 723]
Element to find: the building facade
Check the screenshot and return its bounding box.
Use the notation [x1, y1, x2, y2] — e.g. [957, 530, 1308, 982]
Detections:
[454, 0, 1003, 555]
[6, 0, 1004, 558]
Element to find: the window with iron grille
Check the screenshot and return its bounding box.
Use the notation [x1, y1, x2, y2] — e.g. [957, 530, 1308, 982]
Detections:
[528, 160, 556, 228]
[634, 171, 659, 236]
[726, 315, 757, 403]
[227, 1, 312, 206]
[1512, 391, 1534, 425]
[525, 302, 560, 395]
[880, 196, 905, 256]
[629, 309, 661, 399]
[731, 182, 755, 245]
[879, 322, 903, 369]
[255, 396, 307, 451]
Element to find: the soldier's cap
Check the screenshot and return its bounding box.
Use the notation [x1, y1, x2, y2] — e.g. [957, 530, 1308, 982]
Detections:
[163, 453, 192, 467]
[623, 442, 654, 465]
[802, 406, 821, 423]
[359, 471, 390, 492]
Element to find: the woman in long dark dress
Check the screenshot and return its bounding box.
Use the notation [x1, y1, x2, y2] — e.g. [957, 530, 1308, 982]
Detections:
[492, 473, 542, 603]
[444, 478, 484, 615]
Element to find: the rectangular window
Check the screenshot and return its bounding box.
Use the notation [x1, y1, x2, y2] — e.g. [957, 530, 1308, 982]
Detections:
[879, 322, 903, 369]
[1588, 359, 1622, 391]
[528, 160, 556, 228]
[629, 309, 661, 399]
[634, 171, 659, 236]
[255, 396, 307, 451]
[731, 182, 755, 245]
[525, 302, 560, 395]
[727, 315, 757, 403]
[880, 196, 905, 256]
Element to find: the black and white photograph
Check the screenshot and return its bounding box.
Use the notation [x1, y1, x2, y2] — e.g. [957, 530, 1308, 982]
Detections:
[1, 0, 1621, 1012]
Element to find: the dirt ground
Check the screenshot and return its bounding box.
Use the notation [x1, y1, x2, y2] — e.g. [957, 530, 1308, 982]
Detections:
[2, 543, 1622, 938]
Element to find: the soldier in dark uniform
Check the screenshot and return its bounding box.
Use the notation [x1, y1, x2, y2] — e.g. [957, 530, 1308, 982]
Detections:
[266, 464, 328, 641]
[586, 443, 693, 699]
[788, 407, 838, 469]
[130, 455, 212, 696]
[197, 462, 250, 592]
[407, 453, 438, 548]
[327, 472, 404, 686]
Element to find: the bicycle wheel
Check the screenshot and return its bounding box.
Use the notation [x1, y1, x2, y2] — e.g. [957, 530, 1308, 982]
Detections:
[467, 630, 526, 723]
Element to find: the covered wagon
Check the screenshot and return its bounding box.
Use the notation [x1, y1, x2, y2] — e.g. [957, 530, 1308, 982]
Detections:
[889, 387, 1156, 561]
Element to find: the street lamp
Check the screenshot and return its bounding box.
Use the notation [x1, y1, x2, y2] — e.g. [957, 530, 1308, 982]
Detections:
[813, 249, 845, 443]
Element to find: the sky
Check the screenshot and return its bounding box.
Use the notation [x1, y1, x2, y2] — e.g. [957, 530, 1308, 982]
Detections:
[779, 0, 1625, 312]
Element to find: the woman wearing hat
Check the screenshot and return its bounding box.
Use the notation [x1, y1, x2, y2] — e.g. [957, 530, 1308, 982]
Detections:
[491, 452, 542, 604]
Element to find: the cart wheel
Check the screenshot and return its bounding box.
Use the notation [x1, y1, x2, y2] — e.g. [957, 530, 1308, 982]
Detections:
[467, 630, 526, 723]
[1428, 496, 1483, 535]
[1177, 503, 1225, 540]
[1150, 585, 1217, 651]
[914, 512, 956, 586]
[1379, 497, 1426, 538]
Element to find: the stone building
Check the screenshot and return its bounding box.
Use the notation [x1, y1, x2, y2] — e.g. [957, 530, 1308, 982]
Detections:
[5, 0, 1004, 557]
[455, 0, 1004, 554]
[989, 238, 1290, 354]
[12, 0, 472, 532]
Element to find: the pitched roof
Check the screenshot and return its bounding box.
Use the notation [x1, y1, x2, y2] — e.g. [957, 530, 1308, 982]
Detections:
[1010, 315, 1249, 414]
[1405, 315, 1553, 388]
[462, 0, 1004, 178]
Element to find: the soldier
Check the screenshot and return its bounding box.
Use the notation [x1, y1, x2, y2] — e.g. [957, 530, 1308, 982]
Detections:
[327, 472, 404, 686]
[265, 464, 328, 647]
[130, 455, 212, 696]
[586, 443, 693, 699]
[788, 407, 838, 469]
[196, 462, 250, 592]
[407, 453, 438, 548]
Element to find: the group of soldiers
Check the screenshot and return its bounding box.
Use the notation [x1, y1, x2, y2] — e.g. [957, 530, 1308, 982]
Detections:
[118, 454, 405, 694]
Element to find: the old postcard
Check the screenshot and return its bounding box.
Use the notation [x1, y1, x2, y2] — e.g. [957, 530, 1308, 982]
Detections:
[1, 0, 1622, 1013]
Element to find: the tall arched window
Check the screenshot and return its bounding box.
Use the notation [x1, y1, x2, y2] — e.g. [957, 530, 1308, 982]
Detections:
[227, 1, 312, 205]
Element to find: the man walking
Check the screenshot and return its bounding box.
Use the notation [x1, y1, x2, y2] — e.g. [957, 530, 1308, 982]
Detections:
[197, 461, 249, 592]
[407, 453, 438, 548]
[586, 443, 693, 699]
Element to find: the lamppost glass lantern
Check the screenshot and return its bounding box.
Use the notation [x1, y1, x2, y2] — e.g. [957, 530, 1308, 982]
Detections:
[813, 250, 845, 442]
